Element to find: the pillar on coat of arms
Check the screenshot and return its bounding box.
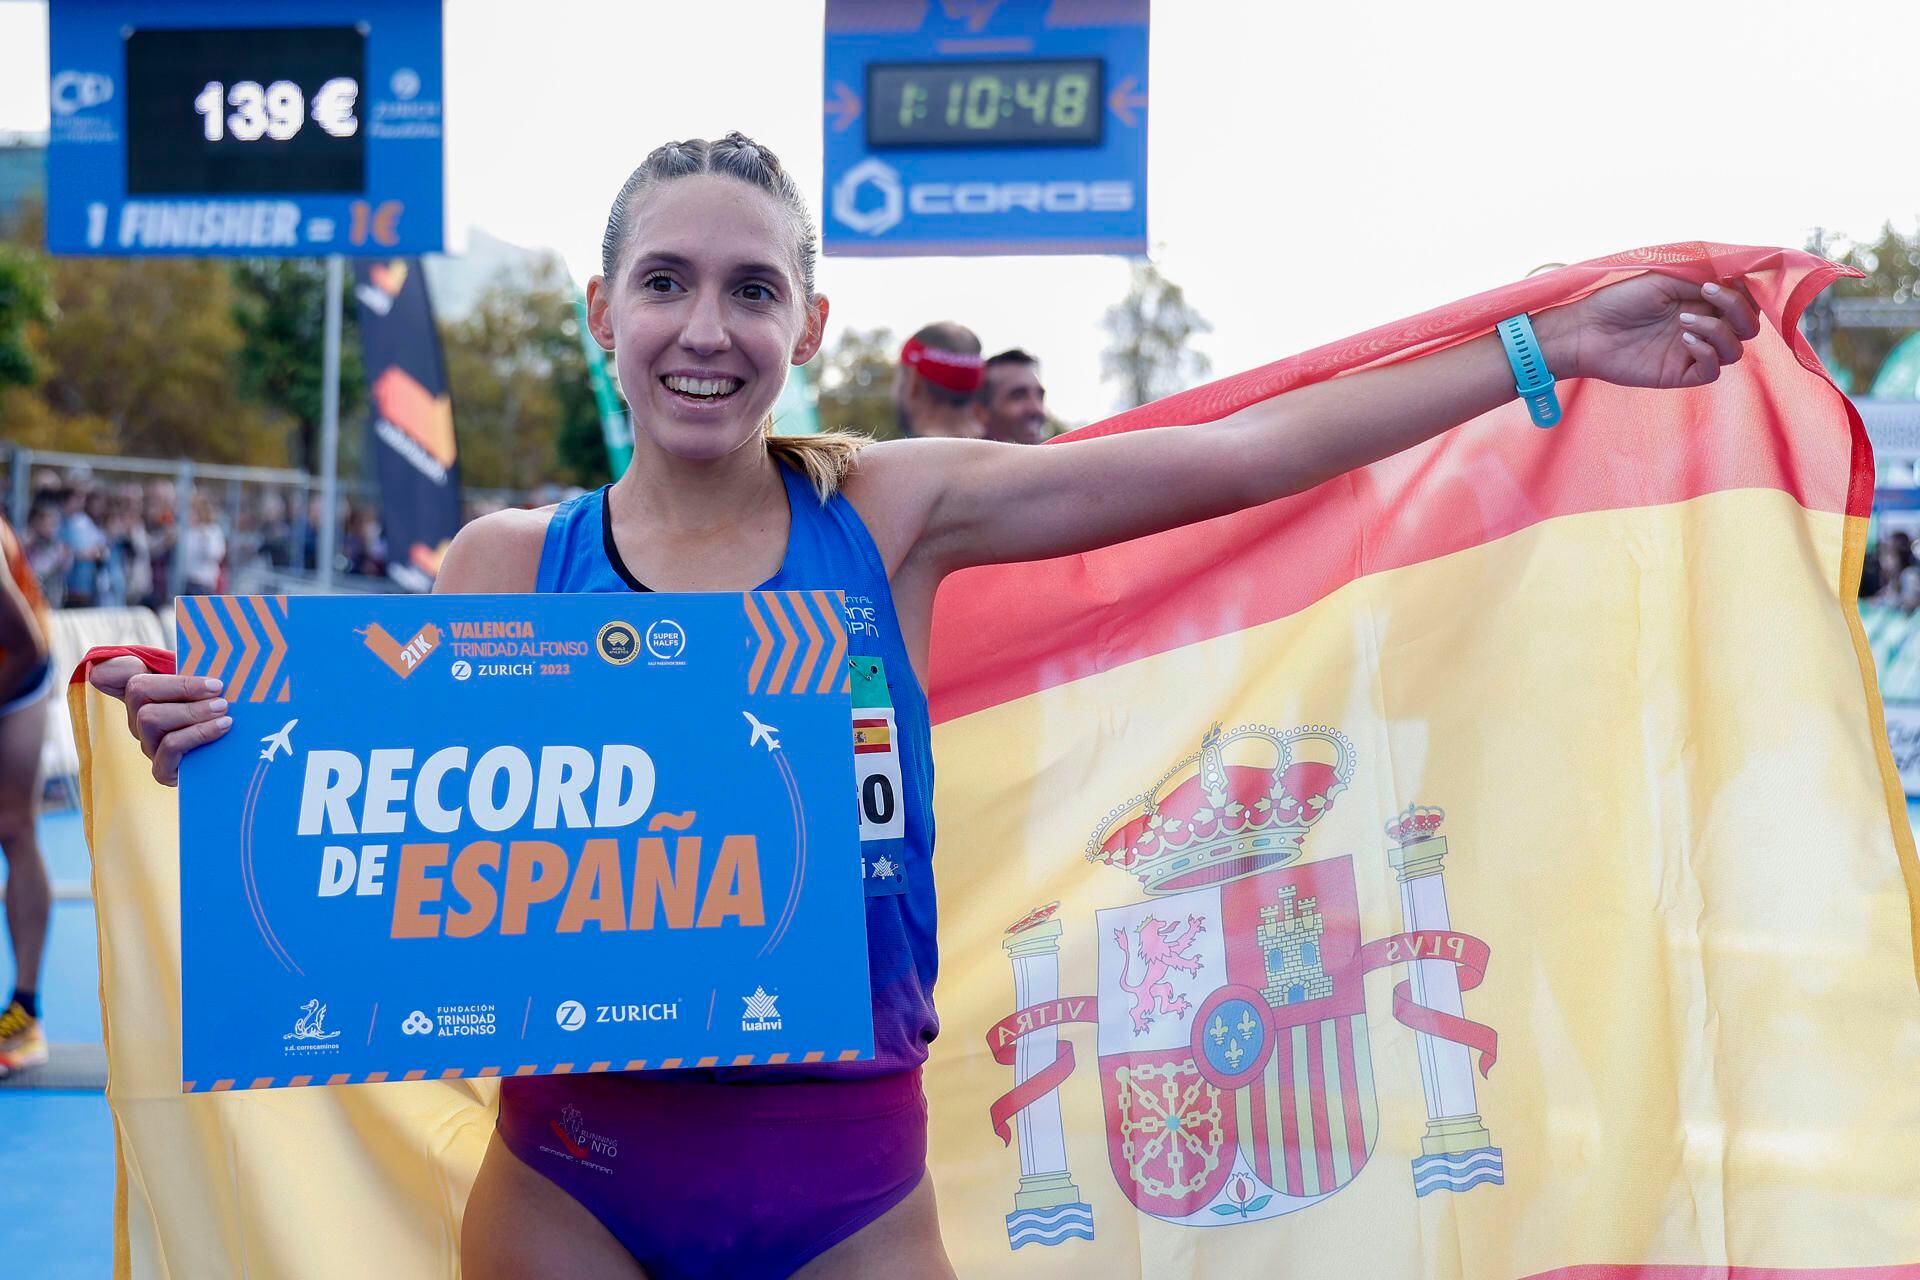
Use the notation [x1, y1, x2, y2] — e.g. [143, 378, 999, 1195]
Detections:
[1000, 905, 1096, 1247]
[1387, 806, 1505, 1195]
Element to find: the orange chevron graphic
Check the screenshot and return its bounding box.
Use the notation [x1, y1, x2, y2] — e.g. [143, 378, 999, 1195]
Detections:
[177, 599, 206, 677]
[745, 593, 774, 692]
[765, 593, 799, 692]
[176, 596, 291, 701]
[248, 597, 288, 703]
[811, 589, 849, 694]
[204, 597, 233, 683]
[221, 596, 259, 700]
[743, 590, 851, 695]
[786, 590, 823, 692]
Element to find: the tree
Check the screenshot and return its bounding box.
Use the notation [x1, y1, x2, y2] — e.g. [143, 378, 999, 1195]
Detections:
[0, 200, 287, 462]
[1809, 221, 1920, 392]
[1101, 260, 1211, 410]
[813, 326, 900, 439]
[0, 243, 52, 392]
[230, 258, 364, 473]
[438, 257, 601, 491]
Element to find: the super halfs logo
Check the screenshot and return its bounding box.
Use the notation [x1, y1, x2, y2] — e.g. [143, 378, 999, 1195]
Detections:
[358, 621, 442, 679]
[988, 723, 1502, 1252]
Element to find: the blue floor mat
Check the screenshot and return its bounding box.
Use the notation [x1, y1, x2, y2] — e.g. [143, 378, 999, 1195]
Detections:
[0, 1091, 116, 1278]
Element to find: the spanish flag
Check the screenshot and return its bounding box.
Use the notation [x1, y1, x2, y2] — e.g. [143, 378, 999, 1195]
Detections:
[921, 242, 1920, 1277]
[854, 717, 893, 754]
[71, 243, 1920, 1278]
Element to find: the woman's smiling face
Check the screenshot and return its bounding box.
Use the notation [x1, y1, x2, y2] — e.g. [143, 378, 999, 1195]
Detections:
[590, 173, 827, 464]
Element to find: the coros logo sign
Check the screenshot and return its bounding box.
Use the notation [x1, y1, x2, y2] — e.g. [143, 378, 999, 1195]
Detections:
[50, 70, 113, 116]
[832, 158, 904, 236]
[831, 157, 1135, 238]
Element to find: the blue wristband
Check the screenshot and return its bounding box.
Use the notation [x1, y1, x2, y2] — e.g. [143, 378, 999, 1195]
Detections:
[1495, 313, 1562, 429]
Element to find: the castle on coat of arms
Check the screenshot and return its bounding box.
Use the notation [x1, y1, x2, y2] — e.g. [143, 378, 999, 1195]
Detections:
[986, 721, 1505, 1251]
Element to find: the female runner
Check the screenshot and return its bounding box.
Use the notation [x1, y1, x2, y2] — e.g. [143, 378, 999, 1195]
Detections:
[0, 514, 55, 1077]
[90, 133, 1759, 1278]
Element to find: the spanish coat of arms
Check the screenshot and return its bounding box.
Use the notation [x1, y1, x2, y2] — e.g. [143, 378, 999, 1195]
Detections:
[985, 723, 1503, 1250]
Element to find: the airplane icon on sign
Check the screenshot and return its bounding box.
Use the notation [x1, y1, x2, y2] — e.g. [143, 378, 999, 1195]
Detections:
[742, 711, 780, 752]
[260, 718, 298, 761]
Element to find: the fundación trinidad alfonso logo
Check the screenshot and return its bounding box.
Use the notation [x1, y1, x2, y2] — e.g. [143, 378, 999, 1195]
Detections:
[987, 723, 1503, 1252]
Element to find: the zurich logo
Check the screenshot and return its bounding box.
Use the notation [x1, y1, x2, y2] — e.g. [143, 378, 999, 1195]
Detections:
[832, 158, 903, 237]
[555, 1000, 587, 1031]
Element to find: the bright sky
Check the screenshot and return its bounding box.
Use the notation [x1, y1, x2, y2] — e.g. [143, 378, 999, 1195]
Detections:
[3, 0, 1917, 425]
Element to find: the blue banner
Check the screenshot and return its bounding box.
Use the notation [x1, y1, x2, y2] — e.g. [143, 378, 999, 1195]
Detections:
[47, 0, 444, 256]
[822, 0, 1148, 257]
[354, 258, 461, 590]
[175, 592, 871, 1090]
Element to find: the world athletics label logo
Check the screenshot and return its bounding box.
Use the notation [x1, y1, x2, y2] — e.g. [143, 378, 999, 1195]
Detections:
[596, 621, 639, 667]
[986, 723, 1504, 1253]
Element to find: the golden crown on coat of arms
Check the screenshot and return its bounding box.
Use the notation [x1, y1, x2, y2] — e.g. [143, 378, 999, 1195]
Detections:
[1086, 722, 1356, 896]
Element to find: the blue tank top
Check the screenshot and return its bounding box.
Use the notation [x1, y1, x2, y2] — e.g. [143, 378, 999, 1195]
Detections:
[534, 460, 938, 1078]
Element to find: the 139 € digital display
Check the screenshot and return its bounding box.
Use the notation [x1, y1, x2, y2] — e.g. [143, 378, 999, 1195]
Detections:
[124, 26, 366, 195]
[866, 59, 1104, 148]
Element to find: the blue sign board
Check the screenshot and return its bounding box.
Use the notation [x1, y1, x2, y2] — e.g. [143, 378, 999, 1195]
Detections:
[46, 0, 444, 256]
[823, 0, 1148, 257]
[175, 592, 873, 1090]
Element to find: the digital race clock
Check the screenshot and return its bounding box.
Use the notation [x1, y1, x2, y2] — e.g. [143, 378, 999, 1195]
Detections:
[124, 26, 365, 195]
[866, 59, 1104, 149]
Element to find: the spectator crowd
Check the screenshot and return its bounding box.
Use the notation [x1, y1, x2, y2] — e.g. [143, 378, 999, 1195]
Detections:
[11, 465, 422, 609]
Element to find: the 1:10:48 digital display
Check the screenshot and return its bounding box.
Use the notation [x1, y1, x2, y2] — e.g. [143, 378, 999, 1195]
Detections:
[866, 59, 1104, 149]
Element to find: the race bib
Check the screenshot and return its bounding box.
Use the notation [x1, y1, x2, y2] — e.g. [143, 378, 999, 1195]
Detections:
[850, 656, 907, 898]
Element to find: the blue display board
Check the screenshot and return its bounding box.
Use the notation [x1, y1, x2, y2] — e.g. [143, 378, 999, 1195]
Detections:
[175, 592, 872, 1090]
[822, 0, 1147, 257]
[46, 0, 444, 255]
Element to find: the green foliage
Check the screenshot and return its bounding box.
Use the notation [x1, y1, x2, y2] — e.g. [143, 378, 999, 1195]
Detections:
[1101, 260, 1211, 410]
[1810, 221, 1920, 393]
[438, 257, 601, 491]
[230, 259, 364, 472]
[0, 200, 284, 462]
[813, 326, 899, 440]
[0, 243, 53, 391]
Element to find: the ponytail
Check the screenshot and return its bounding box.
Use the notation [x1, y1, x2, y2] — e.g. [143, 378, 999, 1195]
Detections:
[765, 421, 870, 501]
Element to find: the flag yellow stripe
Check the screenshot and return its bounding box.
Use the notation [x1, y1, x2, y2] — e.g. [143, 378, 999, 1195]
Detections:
[1351, 1014, 1378, 1154]
[928, 489, 1920, 1276]
[1840, 511, 1920, 980]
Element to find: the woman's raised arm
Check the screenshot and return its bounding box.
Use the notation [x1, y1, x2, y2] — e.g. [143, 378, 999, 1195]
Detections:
[899, 273, 1759, 577]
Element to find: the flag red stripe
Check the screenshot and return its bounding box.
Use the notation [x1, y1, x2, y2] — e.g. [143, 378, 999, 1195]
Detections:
[929, 245, 1862, 724]
[1520, 1267, 1920, 1280]
[1276, 1031, 1303, 1197]
[1305, 1019, 1335, 1191]
[1249, 1049, 1273, 1187]
[1335, 1015, 1367, 1175]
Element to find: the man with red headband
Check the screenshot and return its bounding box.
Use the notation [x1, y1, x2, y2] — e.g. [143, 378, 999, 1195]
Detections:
[893, 321, 986, 438]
